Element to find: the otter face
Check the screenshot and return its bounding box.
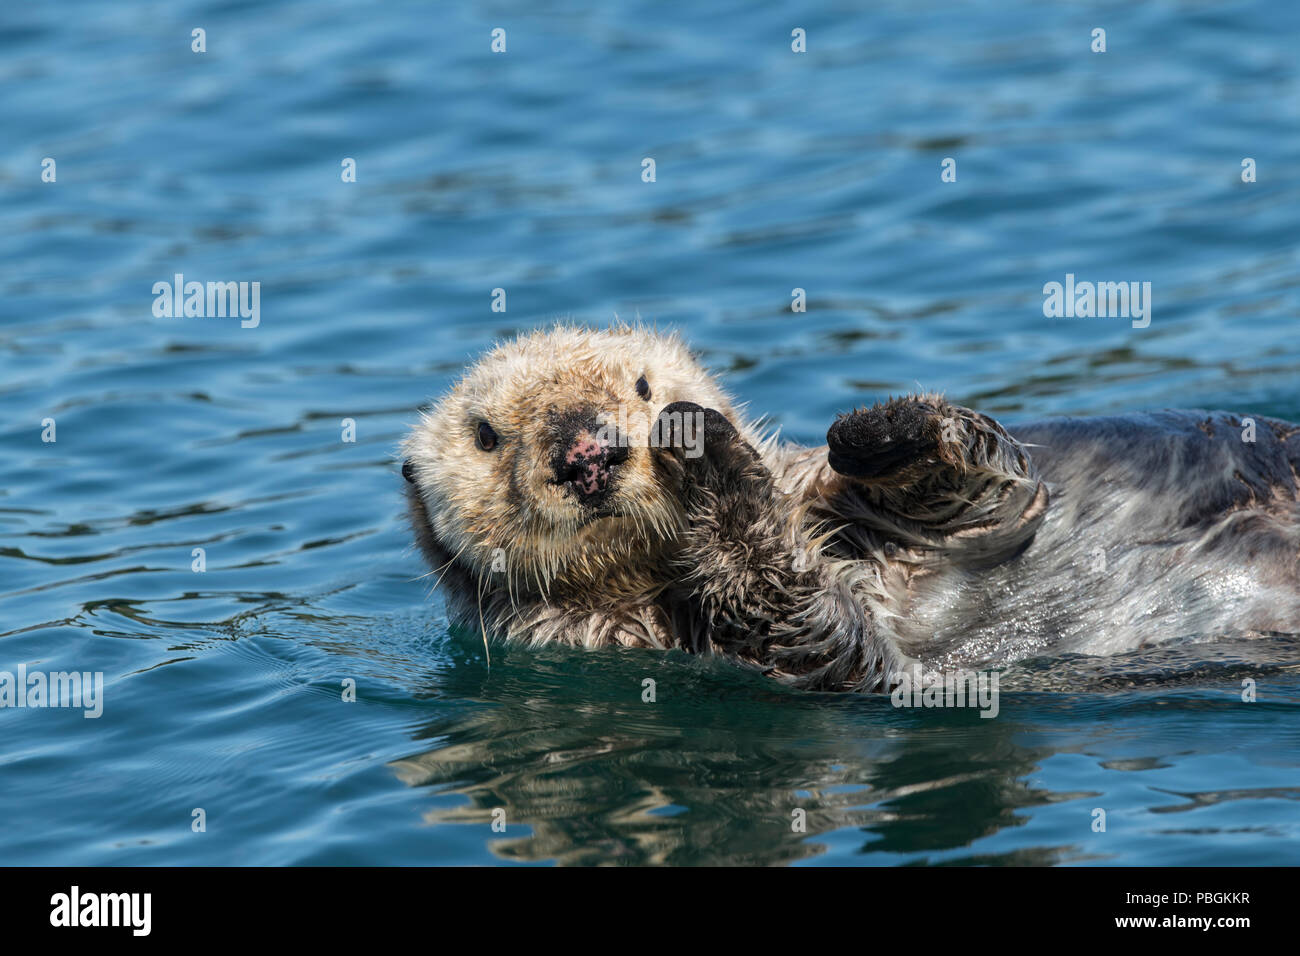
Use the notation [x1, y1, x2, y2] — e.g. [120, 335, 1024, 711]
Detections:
[402, 325, 741, 595]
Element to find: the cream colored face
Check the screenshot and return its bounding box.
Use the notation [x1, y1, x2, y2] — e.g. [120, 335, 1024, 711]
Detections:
[402, 326, 739, 592]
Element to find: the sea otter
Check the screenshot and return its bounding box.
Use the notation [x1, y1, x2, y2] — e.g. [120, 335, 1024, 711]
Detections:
[401, 325, 1300, 692]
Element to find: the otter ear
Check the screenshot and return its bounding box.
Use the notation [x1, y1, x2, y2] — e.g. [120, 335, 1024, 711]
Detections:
[401, 459, 416, 484]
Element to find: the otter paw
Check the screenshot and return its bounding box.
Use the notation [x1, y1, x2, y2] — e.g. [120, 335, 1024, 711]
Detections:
[652, 402, 762, 481]
[653, 401, 730, 456]
[827, 399, 947, 480]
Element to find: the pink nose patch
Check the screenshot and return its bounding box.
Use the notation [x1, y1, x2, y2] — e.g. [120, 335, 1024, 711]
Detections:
[565, 434, 610, 494]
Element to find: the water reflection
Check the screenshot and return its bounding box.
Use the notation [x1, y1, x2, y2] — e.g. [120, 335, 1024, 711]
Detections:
[389, 640, 1087, 864]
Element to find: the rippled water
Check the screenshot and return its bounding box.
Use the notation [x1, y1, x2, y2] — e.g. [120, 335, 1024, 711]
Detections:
[2, 0, 1298, 865]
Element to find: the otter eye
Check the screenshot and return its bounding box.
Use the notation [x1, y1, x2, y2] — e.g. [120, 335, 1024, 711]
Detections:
[635, 375, 651, 400]
[401, 459, 416, 484]
[476, 422, 498, 451]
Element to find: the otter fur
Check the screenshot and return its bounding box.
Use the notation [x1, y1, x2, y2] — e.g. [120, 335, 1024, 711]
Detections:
[401, 325, 1300, 692]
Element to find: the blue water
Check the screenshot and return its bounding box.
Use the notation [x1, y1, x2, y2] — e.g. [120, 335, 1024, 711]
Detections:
[2, 0, 1298, 865]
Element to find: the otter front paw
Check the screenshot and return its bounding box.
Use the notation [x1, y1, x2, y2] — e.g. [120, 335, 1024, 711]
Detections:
[651, 401, 769, 498]
[652, 403, 779, 591]
[827, 398, 953, 481]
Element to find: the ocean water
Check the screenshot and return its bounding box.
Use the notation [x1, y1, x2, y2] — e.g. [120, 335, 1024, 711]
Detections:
[2, 0, 1298, 866]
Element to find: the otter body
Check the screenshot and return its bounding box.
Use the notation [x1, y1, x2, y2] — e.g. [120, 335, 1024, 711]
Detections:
[876, 411, 1300, 671]
[402, 326, 1300, 692]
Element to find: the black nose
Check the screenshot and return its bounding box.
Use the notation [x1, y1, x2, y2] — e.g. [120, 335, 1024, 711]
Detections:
[550, 416, 628, 500]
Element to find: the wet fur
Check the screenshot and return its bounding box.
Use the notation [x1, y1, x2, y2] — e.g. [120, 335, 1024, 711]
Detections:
[403, 325, 1300, 692]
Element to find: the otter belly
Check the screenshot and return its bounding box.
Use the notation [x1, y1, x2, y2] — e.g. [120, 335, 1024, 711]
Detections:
[893, 410, 1300, 669]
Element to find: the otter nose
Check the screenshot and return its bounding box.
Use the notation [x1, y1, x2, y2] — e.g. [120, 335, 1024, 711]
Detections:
[551, 419, 628, 500]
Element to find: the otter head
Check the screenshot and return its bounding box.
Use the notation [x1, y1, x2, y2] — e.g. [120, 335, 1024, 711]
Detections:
[401, 325, 741, 596]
